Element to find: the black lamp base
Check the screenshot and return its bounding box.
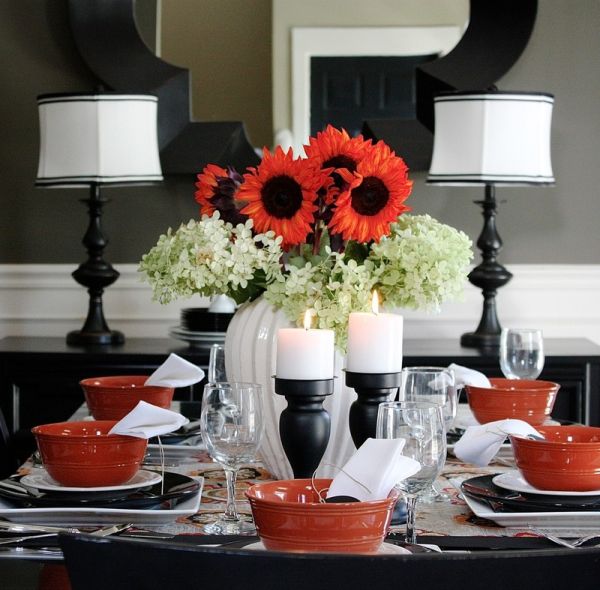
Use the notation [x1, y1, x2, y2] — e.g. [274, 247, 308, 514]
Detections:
[460, 331, 500, 349]
[461, 184, 512, 349]
[67, 329, 124, 347]
[67, 184, 124, 347]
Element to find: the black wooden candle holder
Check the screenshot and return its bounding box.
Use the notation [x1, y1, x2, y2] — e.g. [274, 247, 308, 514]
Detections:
[274, 377, 334, 479]
[345, 371, 401, 448]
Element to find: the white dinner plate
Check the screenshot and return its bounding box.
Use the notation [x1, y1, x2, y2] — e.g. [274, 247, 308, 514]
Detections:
[492, 470, 600, 497]
[20, 469, 162, 493]
[0, 478, 203, 526]
[461, 490, 600, 530]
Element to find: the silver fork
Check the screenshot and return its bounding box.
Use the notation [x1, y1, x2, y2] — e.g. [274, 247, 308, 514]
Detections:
[0, 522, 132, 546]
[529, 529, 600, 548]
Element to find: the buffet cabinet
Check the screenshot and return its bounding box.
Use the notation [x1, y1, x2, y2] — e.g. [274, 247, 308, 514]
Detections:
[0, 337, 599, 435]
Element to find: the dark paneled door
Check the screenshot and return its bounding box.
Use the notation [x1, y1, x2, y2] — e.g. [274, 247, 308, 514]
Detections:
[310, 54, 437, 137]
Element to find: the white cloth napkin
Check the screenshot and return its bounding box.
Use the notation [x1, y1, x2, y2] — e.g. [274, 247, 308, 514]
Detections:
[449, 363, 491, 389]
[453, 419, 542, 467]
[326, 438, 421, 502]
[144, 353, 205, 387]
[108, 400, 189, 439]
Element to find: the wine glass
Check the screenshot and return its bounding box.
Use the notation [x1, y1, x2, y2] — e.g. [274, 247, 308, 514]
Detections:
[500, 328, 544, 379]
[200, 382, 264, 534]
[376, 401, 446, 545]
[399, 366, 456, 502]
[208, 343, 227, 384]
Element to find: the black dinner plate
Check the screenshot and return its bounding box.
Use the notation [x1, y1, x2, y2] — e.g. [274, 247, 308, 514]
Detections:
[461, 474, 600, 512]
[0, 472, 200, 509]
[148, 429, 202, 445]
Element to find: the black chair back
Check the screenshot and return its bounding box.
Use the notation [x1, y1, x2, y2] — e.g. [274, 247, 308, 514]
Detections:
[60, 533, 600, 590]
[0, 407, 17, 478]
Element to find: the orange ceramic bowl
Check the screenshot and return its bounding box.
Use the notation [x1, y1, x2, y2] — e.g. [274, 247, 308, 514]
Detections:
[31, 421, 147, 488]
[510, 425, 600, 492]
[465, 378, 560, 426]
[80, 375, 174, 420]
[245, 478, 399, 554]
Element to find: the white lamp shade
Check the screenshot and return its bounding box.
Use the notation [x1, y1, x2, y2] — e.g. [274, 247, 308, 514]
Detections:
[427, 91, 554, 186]
[36, 93, 163, 187]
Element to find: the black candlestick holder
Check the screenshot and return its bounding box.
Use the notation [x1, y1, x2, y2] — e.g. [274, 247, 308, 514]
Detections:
[274, 377, 334, 479]
[345, 371, 401, 448]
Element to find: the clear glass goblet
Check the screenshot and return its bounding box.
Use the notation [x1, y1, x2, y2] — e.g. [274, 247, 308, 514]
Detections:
[208, 343, 227, 384]
[500, 328, 545, 380]
[399, 366, 455, 502]
[200, 382, 264, 534]
[376, 401, 446, 544]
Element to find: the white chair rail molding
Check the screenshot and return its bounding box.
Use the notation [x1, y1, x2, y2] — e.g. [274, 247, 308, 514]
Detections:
[0, 264, 598, 346]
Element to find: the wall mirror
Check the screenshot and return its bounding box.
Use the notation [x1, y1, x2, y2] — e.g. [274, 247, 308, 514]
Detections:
[69, 0, 537, 173]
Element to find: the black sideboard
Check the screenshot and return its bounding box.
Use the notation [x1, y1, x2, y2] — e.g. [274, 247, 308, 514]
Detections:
[0, 337, 599, 436]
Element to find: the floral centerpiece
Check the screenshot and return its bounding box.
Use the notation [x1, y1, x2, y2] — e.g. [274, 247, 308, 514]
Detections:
[139, 126, 473, 351]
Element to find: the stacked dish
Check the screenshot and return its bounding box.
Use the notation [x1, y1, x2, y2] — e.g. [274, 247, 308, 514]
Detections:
[461, 425, 600, 529]
[169, 307, 233, 348]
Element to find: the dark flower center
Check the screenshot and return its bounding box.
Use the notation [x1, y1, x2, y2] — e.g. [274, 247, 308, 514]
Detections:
[323, 154, 357, 172]
[323, 155, 358, 191]
[351, 176, 389, 216]
[261, 175, 303, 219]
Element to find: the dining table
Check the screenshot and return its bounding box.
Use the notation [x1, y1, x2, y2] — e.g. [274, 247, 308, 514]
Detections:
[1, 403, 600, 589]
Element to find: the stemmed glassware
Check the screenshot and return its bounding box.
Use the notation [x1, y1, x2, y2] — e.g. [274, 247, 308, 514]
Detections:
[208, 343, 227, 384]
[500, 328, 545, 379]
[376, 401, 446, 544]
[200, 382, 264, 534]
[399, 366, 456, 502]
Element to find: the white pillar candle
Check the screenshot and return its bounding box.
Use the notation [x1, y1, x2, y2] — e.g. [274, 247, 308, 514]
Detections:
[276, 312, 335, 380]
[346, 292, 403, 373]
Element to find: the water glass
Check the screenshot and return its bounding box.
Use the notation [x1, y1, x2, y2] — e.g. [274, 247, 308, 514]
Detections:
[376, 401, 446, 544]
[399, 367, 455, 502]
[200, 382, 264, 534]
[500, 328, 544, 379]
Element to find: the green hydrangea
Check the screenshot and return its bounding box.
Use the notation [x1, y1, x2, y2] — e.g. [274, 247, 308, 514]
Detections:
[139, 213, 472, 352]
[138, 213, 284, 305]
[368, 214, 473, 312]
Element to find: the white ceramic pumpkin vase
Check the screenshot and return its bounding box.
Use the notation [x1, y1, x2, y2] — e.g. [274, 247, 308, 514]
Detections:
[224, 296, 359, 480]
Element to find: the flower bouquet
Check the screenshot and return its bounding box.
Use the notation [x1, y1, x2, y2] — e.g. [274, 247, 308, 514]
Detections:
[140, 125, 473, 350]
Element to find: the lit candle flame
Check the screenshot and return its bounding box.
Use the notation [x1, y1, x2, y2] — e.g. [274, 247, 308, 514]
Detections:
[303, 309, 313, 330]
[371, 290, 380, 315]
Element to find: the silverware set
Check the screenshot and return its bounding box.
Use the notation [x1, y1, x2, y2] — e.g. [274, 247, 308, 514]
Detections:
[528, 528, 600, 548]
[0, 521, 132, 546]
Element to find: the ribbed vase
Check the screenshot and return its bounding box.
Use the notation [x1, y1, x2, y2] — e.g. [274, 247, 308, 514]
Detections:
[224, 296, 356, 480]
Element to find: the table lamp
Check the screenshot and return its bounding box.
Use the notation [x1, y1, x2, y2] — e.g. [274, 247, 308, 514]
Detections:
[427, 90, 554, 348]
[36, 92, 163, 346]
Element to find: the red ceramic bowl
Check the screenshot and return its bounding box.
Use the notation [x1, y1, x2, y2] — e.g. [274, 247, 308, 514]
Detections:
[80, 375, 174, 420]
[245, 478, 399, 554]
[510, 425, 600, 491]
[465, 378, 560, 426]
[31, 421, 147, 487]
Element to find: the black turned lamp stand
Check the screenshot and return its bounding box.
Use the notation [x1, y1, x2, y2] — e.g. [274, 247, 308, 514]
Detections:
[460, 185, 512, 348]
[274, 377, 334, 479]
[68, 184, 124, 346]
[427, 91, 556, 349]
[35, 92, 163, 346]
[345, 371, 401, 448]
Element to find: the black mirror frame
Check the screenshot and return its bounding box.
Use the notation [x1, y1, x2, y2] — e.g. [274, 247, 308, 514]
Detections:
[67, 0, 537, 174]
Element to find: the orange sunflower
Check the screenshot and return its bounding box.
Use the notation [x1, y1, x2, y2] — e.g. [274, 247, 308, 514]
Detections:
[195, 164, 228, 216]
[303, 125, 372, 197]
[195, 164, 246, 225]
[237, 147, 329, 249]
[328, 141, 413, 244]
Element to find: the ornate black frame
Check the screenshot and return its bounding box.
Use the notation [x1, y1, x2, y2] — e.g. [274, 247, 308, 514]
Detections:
[68, 0, 537, 173]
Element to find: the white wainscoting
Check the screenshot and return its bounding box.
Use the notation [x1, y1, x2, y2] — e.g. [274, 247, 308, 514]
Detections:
[0, 264, 598, 345]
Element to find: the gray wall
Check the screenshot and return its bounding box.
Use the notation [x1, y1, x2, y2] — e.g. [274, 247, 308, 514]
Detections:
[0, 0, 598, 265]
